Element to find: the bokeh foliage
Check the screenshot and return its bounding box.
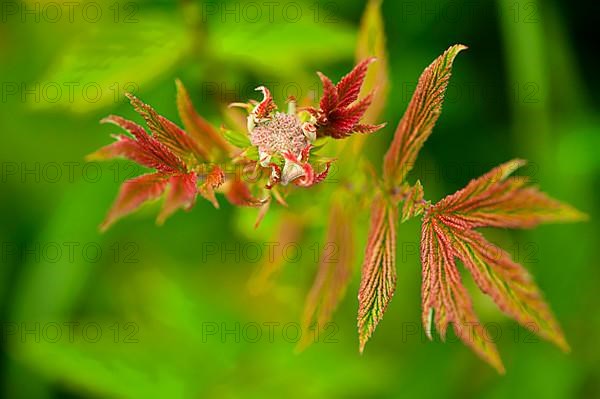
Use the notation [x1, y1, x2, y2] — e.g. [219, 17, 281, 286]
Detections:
[0, 0, 598, 398]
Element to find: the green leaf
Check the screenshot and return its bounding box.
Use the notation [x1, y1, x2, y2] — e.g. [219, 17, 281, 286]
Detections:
[32, 11, 192, 113]
[222, 129, 251, 149]
[209, 14, 355, 78]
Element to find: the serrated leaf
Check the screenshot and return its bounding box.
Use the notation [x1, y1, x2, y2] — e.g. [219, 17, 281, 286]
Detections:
[96, 115, 185, 174]
[312, 58, 386, 139]
[419, 159, 586, 372]
[383, 44, 467, 186]
[401, 180, 425, 222]
[452, 228, 569, 352]
[358, 195, 397, 352]
[431, 159, 588, 229]
[127, 93, 208, 164]
[421, 218, 504, 373]
[101, 173, 168, 232]
[157, 172, 198, 225]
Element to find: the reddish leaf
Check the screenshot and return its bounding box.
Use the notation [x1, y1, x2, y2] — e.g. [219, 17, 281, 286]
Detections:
[176, 79, 230, 156]
[421, 218, 504, 373]
[401, 180, 426, 222]
[101, 173, 168, 232]
[225, 178, 266, 208]
[452, 228, 569, 351]
[418, 159, 586, 371]
[86, 134, 141, 163]
[336, 57, 376, 108]
[358, 195, 397, 352]
[99, 115, 185, 174]
[199, 165, 225, 209]
[127, 93, 209, 163]
[328, 93, 374, 134]
[431, 160, 587, 229]
[317, 72, 339, 116]
[383, 44, 467, 186]
[312, 59, 386, 139]
[157, 172, 198, 225]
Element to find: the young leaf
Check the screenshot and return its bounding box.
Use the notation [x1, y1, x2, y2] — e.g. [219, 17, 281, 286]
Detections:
[97, 115, 185, 174]
[157, 172, 198, 225]
[431, 159, 587, 229]
[176, 79, 230, 156]
[358, 195, 397, 352]
[225, 178, 266, 208]
[310, 59, 387, 139]
[92, 96, 228, 229]
[299, 201, 354, 351]
[401, 180, 425, 222]
[199, 166, 226, 209]
[451, 228, 569, 351]
[421, 218, 504, 373]
[126, 93, 209, 163]
[419, 160, 586, 371]
[383, 44, 467, 187]
[101, 173, 168, 232]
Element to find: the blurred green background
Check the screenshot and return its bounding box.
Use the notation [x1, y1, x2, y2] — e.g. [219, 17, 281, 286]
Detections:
[1, 0, 598, 398]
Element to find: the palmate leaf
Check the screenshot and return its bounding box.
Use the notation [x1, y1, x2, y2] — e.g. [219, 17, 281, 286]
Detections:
[430, 159, 587, 229]
[358, 195, 397, 352]
[310, 58, 387, 139]
[299, 201, 354, 351]
[421, 217, 504, 372]
[357, 44, 586, 372]
[420, 160, 587, 372]
[90, 91, 234, 230]
[383, 44, 467, 187]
